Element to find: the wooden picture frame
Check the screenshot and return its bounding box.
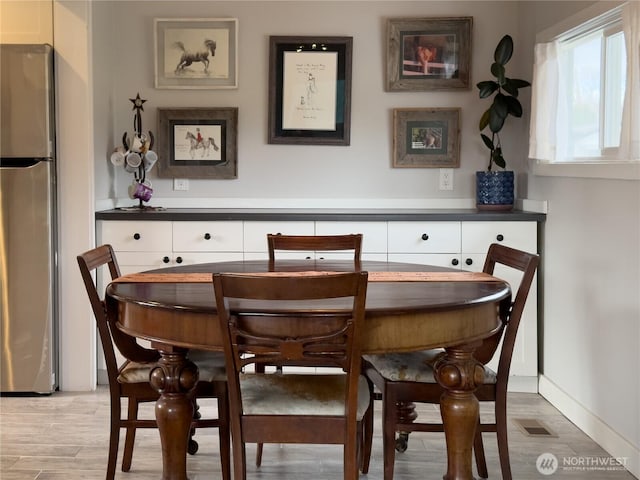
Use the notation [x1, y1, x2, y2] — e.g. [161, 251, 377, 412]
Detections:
[156, 107, 238, 179]
[268, 36, 352, 146]
[393, 108, 461, 168]
[154, 18, 238, 89]
[386, 17, 472, 91]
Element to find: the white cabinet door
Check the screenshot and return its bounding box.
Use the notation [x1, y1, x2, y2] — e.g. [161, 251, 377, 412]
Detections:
[173, 252, 244, 265]
[388, 221, 461, 254]
[461, 221, 537, 253]
[243, 221, 315, 254]
[98, 220, 172, 252]
[387, 253, 462, 269]
[115, 251, 174, 270]
[315, 221, 388, 254]
[173, 221, 244, 253]
[460, 222, 539, 390]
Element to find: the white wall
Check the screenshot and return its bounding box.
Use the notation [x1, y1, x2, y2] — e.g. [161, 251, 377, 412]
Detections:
[93, 1, 526, 208]
[519, 2, 640, 477]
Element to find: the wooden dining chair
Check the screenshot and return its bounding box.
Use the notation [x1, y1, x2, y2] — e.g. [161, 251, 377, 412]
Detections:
[77, 245, 231, 480]
[258, 233, 364, 465]
[267, 233, 363, 262]
[362, 243, 539, 480]
[212, 271, 373, 480]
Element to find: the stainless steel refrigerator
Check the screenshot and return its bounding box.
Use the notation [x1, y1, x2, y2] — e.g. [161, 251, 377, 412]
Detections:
[1, 44, 58, 394]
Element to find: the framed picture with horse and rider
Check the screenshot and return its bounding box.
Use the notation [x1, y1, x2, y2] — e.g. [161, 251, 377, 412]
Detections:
[154, 18, 238, 89]
[156, 107, 238, 179]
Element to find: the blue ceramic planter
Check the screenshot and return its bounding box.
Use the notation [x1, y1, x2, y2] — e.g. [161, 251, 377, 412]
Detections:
[476, 171, 514, 211]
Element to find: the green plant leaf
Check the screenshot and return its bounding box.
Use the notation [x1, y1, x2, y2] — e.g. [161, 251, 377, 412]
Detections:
[509, 78, 531, 88]
[477, 80, 499, 98]
[505, 96, 523, 117]
[479, 109, 491, 130]
[503, 78, 532, 96]
[489, 94, 509, 132]
[481, 133, 494, 150]
[489, 108, 507, 133]
[491, 62, 506, 84]
[492, 147, 506, 169]
[494, 35, 513, 65]
[502, 79, 519, 97]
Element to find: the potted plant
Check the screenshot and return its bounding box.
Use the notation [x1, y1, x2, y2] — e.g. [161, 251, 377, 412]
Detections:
[476, 34, 531, 210]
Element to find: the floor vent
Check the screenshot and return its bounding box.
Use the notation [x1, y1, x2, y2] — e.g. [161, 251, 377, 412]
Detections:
[513, 418, 557, 437]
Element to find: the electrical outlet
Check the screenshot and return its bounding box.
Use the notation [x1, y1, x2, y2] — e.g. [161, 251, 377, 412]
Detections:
[439, 168, 453, 190]
[173, 178, 189, 191]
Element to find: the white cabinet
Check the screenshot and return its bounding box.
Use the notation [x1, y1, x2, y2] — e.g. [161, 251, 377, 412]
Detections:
[388, 221, 461, 268]
[97, 220, 244, 272]
[243, 221, 315, 259]
[315, 221, 387, 261]
[173, 221, 244, 265]
[98, 221, 173, 273]
[97, 215, 541, 392]
[461, 221, 537, 253]
[460, 222, 538, 389]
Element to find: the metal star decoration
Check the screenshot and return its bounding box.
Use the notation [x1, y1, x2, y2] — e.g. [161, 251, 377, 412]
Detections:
[129, 92, 146, 111]
[129, 93, 146, 136]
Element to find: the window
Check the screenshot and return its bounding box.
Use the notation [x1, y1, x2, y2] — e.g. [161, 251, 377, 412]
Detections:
[560, 14, 625, 159]
[529, 2, 639, 170]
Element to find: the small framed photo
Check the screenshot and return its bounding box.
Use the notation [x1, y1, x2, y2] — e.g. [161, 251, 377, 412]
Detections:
[154, 18, 238, 89]
[393, 108, 461, 168]
[268, 36, 353, 146]
[386, 17, 472, 91]
[156, 107, 238, 179]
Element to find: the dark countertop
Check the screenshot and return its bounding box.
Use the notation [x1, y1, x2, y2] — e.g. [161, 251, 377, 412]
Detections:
[95, 208, 546, 222]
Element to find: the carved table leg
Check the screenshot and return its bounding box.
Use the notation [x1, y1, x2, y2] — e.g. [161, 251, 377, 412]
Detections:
[434, 341, 484, 480]
[149, 345, 199, 480]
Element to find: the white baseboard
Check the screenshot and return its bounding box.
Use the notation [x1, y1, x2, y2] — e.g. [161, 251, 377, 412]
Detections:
[539, 374, 639, 478]
[507, 375, 539, 393]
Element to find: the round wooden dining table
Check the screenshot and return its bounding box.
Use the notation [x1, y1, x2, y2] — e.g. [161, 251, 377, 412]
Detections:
[106, 259, 510, 480]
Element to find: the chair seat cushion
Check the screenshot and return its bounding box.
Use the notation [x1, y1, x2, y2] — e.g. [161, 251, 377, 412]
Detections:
[240, 373, 370, 419]
[118, 350, 226, 384]
[363, 351, 497, 384]
[118, 360, 156, 384]
[188, 349, 227, 382]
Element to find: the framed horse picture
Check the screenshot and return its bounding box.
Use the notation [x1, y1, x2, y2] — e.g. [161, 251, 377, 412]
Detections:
[392, 108, 461, 168]
[386, 17, 472, 91]
[156, 108, 238, 178]
[154, 18, 238, 89]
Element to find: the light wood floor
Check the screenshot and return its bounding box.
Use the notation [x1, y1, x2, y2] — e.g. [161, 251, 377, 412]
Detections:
[1, 387, 635, 479]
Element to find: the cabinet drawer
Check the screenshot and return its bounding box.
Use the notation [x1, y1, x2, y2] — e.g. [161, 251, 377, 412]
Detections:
[315, 221, 388, 253]
[99, 221, 172, 252]
[115, 252, 174, 270]
[173, 251, 244, 265]
[388, 222, 461, 253]
[388, 253, 461, 269]
[173, 221, 243, 252]
[243, 221, 315, 252]
[461, 221, 537, 253]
